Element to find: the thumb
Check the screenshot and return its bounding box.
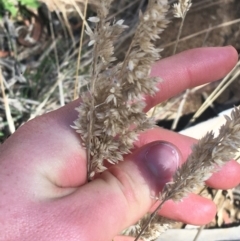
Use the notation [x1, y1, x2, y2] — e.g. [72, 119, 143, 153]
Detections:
[62, 141, 181, 241]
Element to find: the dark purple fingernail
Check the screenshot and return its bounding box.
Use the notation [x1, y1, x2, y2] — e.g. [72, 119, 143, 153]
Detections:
[144, 141, 181, 181]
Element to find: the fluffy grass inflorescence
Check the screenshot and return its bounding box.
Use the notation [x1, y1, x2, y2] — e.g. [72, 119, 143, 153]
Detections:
[162, 107, 240, 203]
[73, 0, 170, 180]
[173, 0, 192, 19]
[134, 106, 240, 241]
[123, 214, 174, 241]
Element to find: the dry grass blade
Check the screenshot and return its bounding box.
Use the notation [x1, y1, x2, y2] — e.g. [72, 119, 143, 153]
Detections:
[172, 0, 192, 54]
[152, 0, 192, 123]
[171, 89, 189, 130]
[106, 0, 141, 21]
[148, 95, 183, 119]
[30, 73, 66, 119]
[191, 0, 230, 12]
[74, 0, 89, 100]
[68, 0, 91, 29]
[56, 3, 76, 45]
[48, 11, 65, 107]
[188, 60, 240, 126]
[162, 18, 240, 49]
[0, 68, 15, 134]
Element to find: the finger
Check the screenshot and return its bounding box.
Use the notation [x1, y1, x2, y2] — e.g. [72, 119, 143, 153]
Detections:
[146, 46, 238, 111]
[206, 160, 240, 189]
[152, 193, 216, 225]
[55, 141, 215, 240]
[134, 127, 193, 163]
[135, 127, 240, 189]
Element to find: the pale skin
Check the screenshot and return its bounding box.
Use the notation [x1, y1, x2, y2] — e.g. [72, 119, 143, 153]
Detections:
[0, 47, 240, 241]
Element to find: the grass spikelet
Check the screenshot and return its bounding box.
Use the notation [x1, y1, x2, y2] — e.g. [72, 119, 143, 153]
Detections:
[73, 0, 170, 181]
[172, 0, 192, 55]
[173, 0, 192, 19]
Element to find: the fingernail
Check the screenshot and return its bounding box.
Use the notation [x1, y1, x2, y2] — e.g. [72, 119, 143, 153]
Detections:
[144, 141, 181, 181]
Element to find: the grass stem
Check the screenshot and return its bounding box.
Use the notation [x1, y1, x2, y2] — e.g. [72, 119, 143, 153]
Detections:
[74, 0, 89, 100]
[0, 68, 15, 133]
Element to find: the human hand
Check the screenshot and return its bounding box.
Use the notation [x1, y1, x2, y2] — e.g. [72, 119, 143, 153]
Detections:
[0, 47, 239, 241]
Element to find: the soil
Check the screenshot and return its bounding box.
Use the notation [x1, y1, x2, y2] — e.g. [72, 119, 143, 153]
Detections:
[162, 0, 240, 57]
